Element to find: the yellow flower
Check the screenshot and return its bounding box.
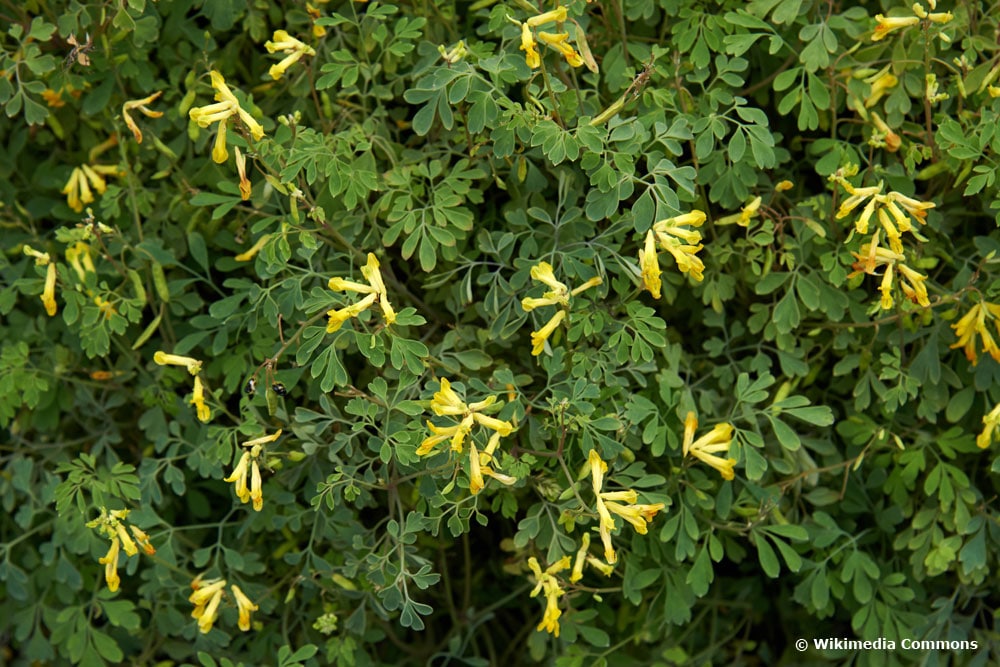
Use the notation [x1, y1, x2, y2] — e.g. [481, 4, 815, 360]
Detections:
[638, 230, 662, 299]
[603, 500, 665, 535]
[950, 302, 1000, 365]
[570, 533, 590, 582]
[326, 293, 377, 332]
[469, 442, 485, 494]
[537, 31, 583, 67]
[528, 261, 569, 298]
[231, 584, 259, 631]
[473, 412, 513, 435]
[526, 6, 568, 27]
[264, 30, 316, 80]
[682, 412, 737, 480]
[520, 23, 540, 69]
[99, 537, 121, 592]
[775, 180, 794, 192]
[153, 351, 203, 375]
[114, 522, 138, 557]
[530, 310, 566, 356]
[190, 375, 211, 423]
[225, 450, 252, 503]
[527, 555, 571, 637]
[651, 211, 707, 281]
[737, 196, 762, 227]
[190, 578, 227, 634]
[835, 182, 882, 220]
[978, 403, 1000, 449]
[234, 146, 252, 201]
[41, 261, 58, 316]
[871, 14, 920, 41]
[878, 266, 894, 311]
[250, 457, 263, 511]
[897, 263, 930, 306]
[122, 91, 163, 144]
[235, 234, 271, 262]
[431, 377, 468, 416]
[865, 70, 898, 107]
[129, 525, 156, 555]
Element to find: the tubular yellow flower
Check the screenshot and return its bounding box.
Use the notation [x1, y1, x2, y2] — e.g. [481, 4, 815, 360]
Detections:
[62, 168, 88, 212]
[231, 585, 259, 631]
[652, 211, 708, 281]
[537, 31, 583, 67]
[360, 253, 396, 325]
[190, 577, 227, 606]
[99, 538, 121, 592]
[855, 197, 878, 234]
[527, 555, 570, 637]
[153, 351, 203, 375]
[431, 378, 468, 416]
[225, 451, 252, 503]
[570, 276, 602, 297]
[775, 180, 794, 192]
[418, 421, 457, 456]
[121, 91, 163, 144]
[897, 263, 930, 306]
[234, 234, 271, 262]
[114, 522, 138, 557]
[197, 586, 225, 634]
[328, 277, 377, 293]
[639, 230, 662, 299]
[190, 375, 211, 423]
[872, 14, 920, 41]
[603, 501, 666, 535]
[879, 267, 894, 310]
[835, 183, 882, 219]
[211, 117, 229, 164]
[529, 261, 569, 294]
[865, 70, 898, 107]
[530, 309, 567, 356]
[737, 196, 762, 227]
[871, 111, 901, 152]
[129, 525, 156, 555]
[209, 71, 265, 141]
[473, 412, 513, 436]
[951, 303, 1000, 365]
[250, 458, 263, 511]
[683, 412, 737, 480]
[234, 146, 252, 200]
[978, 403, 1000, 449]
[243, 430, 282, 448]
[326, 293, 377, 332]
[469, 442, 485, 494]
[570, 533, 590, 583]
[41, 262, 58, 316]
[520, 23, 540, 69]
[526, 6, 568, 27]
[264, 30, 316, 81]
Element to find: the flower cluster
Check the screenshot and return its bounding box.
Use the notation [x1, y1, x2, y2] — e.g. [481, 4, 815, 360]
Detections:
[527, 555, 571, 636]
[189, 575, 259, 634]
[62, 163, 122, 213]
[420, 379, 516, 494]
[514, 6, 583, 70]
[188, 71, 265, 164]
[22, 246, 57, 316]
[224, 430, 282, 511]
[327, 253, 397, 332]
[587, 450, 665, 564]
[66, 242, 117, 319]
[847, 235, 930, 311]
[871, 2, 953, 42]
[639, 210, 708, 298]
[521, 261, 601, 355]
[569, 532, 614, 582]
[682, 412, 738, 480]
[86, 508, 155, 593]
[979, 403, 1000, 449]
[950, 302, 1000, 366]
[153, 351, 211, 422]
[264, 30, 316, 80]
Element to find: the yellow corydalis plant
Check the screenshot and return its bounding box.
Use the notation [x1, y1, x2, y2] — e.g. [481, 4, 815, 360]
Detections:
[587, 449, 665, 565]
[527, 555, 571, 637]
[86, 508, 156, 592]
[189, 71, 266, 164]
[224, 430, 282, 511]
[521, 261, 601, 355]
[682, 412, 737, 480]
[326, 253, 397, 332]
[639, 210, 708, 298]
[121, 91, 163, 143]
[264, 30, 316, 80]
[420, 379, 517, 494]
[950, 301, 1000, 365]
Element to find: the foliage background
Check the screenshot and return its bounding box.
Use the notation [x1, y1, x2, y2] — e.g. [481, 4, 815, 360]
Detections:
[2, 0, 1000, 665]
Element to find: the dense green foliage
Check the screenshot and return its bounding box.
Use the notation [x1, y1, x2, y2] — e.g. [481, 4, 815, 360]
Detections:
[2, 0, 1000, 665]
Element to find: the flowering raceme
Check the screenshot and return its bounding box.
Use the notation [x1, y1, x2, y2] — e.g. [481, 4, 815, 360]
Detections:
[327, 253, 397, 332]
[682, 412, 737, 480]
[225, 430, 282, 511]
[639, 210, 708, 298]
[513, 5, 583, 70]
[527, 556, 571, 636]
[23, 246, 58, 316]
[587, 449, 665, 564]
[62, 163, 122, 212]
[264, 30, 316, 80]
[86, 508, 156, 592]
[420, 379, 517, 494]
[521, 262, 601, 355]
[189, 71, 265, 164]
[950, 302, 1000, 365]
